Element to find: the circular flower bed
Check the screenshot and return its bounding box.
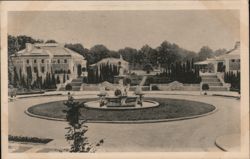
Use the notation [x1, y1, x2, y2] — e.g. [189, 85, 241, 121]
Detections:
[27, 98, 216, 122]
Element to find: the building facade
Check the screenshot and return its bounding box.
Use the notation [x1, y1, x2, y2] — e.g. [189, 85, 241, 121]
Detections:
[89, 55, 129, 74]
[10, 43, 87, 84]
[194, 41, 240, 74]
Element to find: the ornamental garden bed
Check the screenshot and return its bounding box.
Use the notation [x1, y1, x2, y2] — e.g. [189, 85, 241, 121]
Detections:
[9, 135, 53, 144]
[27, 98, 215, 122]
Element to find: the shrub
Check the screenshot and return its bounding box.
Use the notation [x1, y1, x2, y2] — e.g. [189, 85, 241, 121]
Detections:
[65, 84, 72, 91]
[114, 89, 122, 96]
[202, 83, 209, 95]
[152, 85, 159, 90]
[202, 83, 209, 91]
[123, 78, 131, 86]
[8, 135, 53, 144]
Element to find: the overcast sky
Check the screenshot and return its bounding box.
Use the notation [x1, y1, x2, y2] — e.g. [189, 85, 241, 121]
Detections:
[8, 10, 239, 52]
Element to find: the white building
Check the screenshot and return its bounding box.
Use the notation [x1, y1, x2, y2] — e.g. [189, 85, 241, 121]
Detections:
[194, 41, 240, 91]
[195, 41, 240, 74]
[89, 55, 129, 74]
[10, 43, 87, 83]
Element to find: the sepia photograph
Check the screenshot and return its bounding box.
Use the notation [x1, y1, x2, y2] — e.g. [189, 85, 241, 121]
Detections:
[1, 1, 249, 159]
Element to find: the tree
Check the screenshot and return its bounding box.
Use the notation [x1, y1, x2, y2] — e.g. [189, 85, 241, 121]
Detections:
[77, 65, 82, 77]
[157, 41, 181, 69]
[143, 63, 154, 74]
[198, 46, 214, 61]
[51, 73, 56, 89]
[63, 99, 89, 152]
[26, 66, 32, 89]
[140, 45, 158, 66]
[13, 67, 19, 88]
[8, 35, 20, 56]
[118, 47, 138, 66]
[65, 43, 88, 58]
[89, 45, 110, 64]
[63, 73, 66, 83]
[214, 48, 227, 56]
[63, 97, 103, 152]
[56, 75, 60, 84]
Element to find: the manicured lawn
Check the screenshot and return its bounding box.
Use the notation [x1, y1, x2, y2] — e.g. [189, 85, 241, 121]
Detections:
[27, 98, 215, 122]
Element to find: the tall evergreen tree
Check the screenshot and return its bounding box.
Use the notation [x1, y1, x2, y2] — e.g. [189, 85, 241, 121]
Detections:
[56, 75, 60, 84]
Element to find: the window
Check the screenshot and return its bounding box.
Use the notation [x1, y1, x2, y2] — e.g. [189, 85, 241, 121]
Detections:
[64, 59, 67, 63]
[26, 59, 29, 64]
[231, 59, 235, 62]
[237, 59, 240, 62]
[58, 59, 60, 64]
[34, 59, 37, 63]
[41, 59, 44, 63]
[41, 66, 45, 73]
[34, 67, 37, 73]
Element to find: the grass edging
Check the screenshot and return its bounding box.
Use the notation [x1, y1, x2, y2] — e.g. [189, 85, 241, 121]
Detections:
[25, 105, 217, 124]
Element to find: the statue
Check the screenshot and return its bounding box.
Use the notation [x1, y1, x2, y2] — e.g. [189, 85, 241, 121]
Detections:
[119, 66, 124, 76]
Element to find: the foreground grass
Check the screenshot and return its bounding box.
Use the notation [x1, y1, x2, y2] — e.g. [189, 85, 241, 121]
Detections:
[27, 98, 215, 122]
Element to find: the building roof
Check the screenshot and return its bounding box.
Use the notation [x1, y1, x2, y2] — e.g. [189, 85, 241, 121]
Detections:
[194, 60, 211, 65]
[90, 56, 128, 67]
[11, 43, 85, 59]
[215, 42, 240, 60]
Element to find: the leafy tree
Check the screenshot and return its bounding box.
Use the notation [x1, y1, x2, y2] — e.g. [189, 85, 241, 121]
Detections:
[157, 41, 181, 69]
[63, 97, 103, 152]
[143, 63, 154, 74]
[118, 47, 138, 66]
[65, 43, 88, 58]
[140, 45, 158, 67]
[198, 46, 214, 61]
[8, 35, 20, 56]
[214, 48, 227, 56]
[63, 99, 89, 152]
[89, 45, 110, 64]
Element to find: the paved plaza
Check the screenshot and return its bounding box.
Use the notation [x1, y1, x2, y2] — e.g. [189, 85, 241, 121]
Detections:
[8, 91, 240, 152]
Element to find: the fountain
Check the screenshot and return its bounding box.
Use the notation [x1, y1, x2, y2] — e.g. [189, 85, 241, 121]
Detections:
[85, 64, 159, 110]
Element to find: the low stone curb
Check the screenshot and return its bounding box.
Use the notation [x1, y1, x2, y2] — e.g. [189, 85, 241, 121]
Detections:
[25, 105, 217, 124]
[214, 133, 240, 152]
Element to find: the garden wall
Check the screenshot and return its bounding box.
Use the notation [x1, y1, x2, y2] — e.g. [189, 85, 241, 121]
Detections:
[150, 83, 200, 91]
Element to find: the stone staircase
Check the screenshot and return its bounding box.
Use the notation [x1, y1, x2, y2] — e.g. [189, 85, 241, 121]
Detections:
[201, 75, 229, 91]
[70, 77, 83, 91]
[58, 77, 83, 91]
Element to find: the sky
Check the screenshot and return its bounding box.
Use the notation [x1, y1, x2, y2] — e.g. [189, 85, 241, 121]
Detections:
[8, 10, 239, 52]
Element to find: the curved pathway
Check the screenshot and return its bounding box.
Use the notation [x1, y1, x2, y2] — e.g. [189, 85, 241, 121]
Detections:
[8, 93, 240, 152]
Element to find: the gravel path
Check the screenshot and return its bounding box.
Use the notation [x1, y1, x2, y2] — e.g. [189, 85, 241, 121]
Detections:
[8, 94, 240, 152]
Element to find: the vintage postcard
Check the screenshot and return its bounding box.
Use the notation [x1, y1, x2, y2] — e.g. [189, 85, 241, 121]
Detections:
[1, 1, 249, 159]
